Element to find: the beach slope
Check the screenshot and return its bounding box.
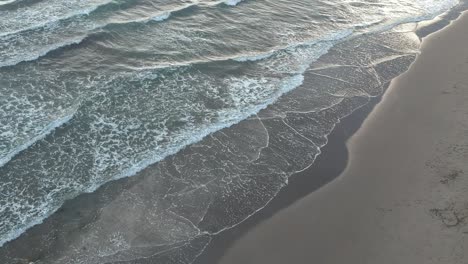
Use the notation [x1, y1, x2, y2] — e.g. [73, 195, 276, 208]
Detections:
[219, 11, 468, 264]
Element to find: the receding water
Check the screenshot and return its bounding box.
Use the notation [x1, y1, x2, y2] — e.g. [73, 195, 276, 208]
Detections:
[0, 0, 461, 263]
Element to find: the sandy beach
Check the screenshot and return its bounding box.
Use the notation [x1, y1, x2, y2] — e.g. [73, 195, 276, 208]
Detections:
[217, 11, 468, 264]
[2, 1, 468, 264]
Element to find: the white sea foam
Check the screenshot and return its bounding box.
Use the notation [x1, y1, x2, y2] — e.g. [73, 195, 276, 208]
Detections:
[0, 35, 87, 68]
[0, 0, 113, 37]
[223, 0, 243, 6]
[233, 52, 275, 62]
[0, 113, 75, 168]
[151, 11, 171, 22]
[0, 0, 462, 253]
[0, 33, 339, 248]
[0, 0, 16, 6]
[0, 0, 246, 68]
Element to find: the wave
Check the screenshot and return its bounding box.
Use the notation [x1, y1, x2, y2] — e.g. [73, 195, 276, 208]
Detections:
[0, 35, 87, 68]
[232, 52, 276, 62]
[151, 11, 171, 22]
[0, 27, 348, 247]
[0, 112, 75, 169]
[223, 0, 244, 6]
[0, 0, 114, 37]
[0, 0, 446, 70]
[0, 22, 431, 264]
[231, 29, 355, 63]
[0, 74, 307, 248]
[0, 0, 460, 251]
[0, 0, 16, 6]
[0, 0, 242, 39]
[121, 30, 352, 71]
[0, 0, 247, 68]
[2, 0, 456, 69]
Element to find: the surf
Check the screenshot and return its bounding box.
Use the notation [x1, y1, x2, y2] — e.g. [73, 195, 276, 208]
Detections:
[0, 0, 460, 256]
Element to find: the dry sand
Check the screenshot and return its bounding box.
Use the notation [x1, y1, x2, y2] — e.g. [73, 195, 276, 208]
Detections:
[218, 11, 468, 264]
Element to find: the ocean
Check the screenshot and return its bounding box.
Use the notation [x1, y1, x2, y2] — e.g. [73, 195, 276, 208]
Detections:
[0, 0, 460, 263]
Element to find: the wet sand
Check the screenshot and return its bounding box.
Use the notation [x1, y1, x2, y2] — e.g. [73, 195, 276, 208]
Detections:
[1, 5, 467, 264]
[217, 11, 468, 264]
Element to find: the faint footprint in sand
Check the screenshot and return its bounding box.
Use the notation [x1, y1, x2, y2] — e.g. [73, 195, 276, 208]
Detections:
[440, 169, 463, 184]
[429, 206, 464, 228]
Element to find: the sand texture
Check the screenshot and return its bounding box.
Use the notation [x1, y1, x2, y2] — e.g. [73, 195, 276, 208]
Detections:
[219, 11, 468, 264]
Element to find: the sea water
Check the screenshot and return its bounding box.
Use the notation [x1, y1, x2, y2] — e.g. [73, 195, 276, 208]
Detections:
[0, 0, 460, 263]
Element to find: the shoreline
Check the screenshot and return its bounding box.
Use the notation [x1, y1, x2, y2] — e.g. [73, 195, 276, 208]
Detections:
[217, 9, 468, 264]
[195, 3, 468, 263]
[193, 79, 386, 264]
[1, 2, 467, 263]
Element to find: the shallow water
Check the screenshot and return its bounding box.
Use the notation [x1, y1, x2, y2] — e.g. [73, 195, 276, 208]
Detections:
[0, 0, 461, 263]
